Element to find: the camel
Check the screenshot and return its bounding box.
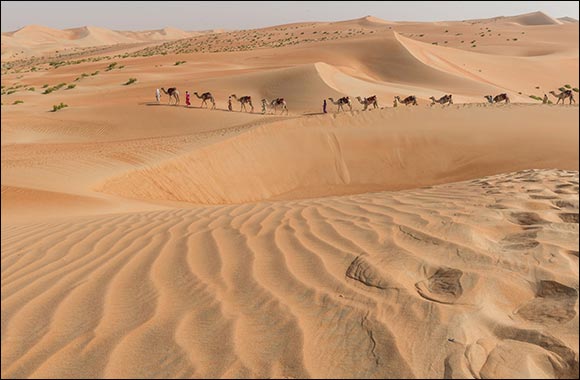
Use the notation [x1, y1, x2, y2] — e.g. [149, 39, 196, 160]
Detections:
[429, 94, 453, 106]
[230, 94, 254, 112]
[263, 98, 288, 115]
[193, 91, 216, 109]
[484, 93, 510, 104]
[356, 95, 379, 111]
[160, 87, 180, 105]
[549, 90, 575, 105]
[328, 96, 352, 112]
[394, 95, 418, 106]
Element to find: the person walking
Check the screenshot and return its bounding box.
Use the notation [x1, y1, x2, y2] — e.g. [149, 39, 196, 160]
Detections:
[228, 96, 233, 111]
[323, 98, 327, 113]
[185, 91, 191, 107]
[155, 88, 161, 103]
[261, 99, 268, 114]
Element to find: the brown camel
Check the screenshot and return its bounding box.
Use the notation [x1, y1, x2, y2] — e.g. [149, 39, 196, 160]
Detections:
[193, 92, 216, 109]
[549, 90, 575, 105]
[231, 94, 254, 112]
[328, 96, 352, 112]
[264, 97, 288, 115]
[394, 95, 418, 106]
[429, 94, 453, 106]
[160, 87, 180, 105]
[484, 93, 510, 104]
[356, 95, 379, 110]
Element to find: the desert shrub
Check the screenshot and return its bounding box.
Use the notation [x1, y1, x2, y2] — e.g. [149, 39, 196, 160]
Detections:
[7, 90, 16, 95]
[13, 100, 23, 105]
[564, 84, 571, 89]
[124, 78, 137, 85]
[105, 62, 118, 71]
[42, 84, 49, 88]
[573, 88, 579, 93]
[558, 87, 567, 92]
[66, 84, 76, 90]
[42, 87, 54, 94]
[51, 102, 68, 112]
[529, 95, 542, 101]
[174, 61, 186, 66]
[91, 71, 99, 76]
[28, 87, 35, 91]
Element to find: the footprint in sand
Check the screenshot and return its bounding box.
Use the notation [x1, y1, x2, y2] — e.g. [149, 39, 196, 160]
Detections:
[502, 231, 539, 250]
[559, 213, 579, 223]
[515, 280, 578, 324]
[508, 212, 546, 226]
[415, 267, 463, 304]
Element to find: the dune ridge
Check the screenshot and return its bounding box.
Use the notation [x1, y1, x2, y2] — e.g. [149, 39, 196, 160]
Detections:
[98, 105, 578, 205]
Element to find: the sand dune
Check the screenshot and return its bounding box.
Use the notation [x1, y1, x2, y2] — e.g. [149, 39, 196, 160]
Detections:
[506, 11, 563, 26]
[99, 105, 578, 205]
[2, 169, 578, 378]
[1, 11, 579, 380]
[1, 25, 205, 60]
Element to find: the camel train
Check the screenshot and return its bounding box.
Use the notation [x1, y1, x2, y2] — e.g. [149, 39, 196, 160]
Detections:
[157, 87, 576, 112]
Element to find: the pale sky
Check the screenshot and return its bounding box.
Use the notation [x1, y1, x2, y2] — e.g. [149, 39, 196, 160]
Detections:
[1, 1, 578, 33]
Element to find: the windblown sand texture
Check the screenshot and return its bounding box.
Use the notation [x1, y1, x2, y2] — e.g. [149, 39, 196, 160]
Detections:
[1, 12, 579, 379]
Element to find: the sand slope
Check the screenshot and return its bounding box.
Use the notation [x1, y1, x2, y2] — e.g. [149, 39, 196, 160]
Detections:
[2, 169, 578, 378]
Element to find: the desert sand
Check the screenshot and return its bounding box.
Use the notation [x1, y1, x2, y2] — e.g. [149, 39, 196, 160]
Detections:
[1, 12, 579, 379]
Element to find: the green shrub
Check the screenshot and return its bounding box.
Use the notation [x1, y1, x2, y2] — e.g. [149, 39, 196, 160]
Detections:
[573, 88, 579, 93]
[91, 71, 99, 76]
[42, 84, 49, 88]
[174, 60, 186, 66]
[564, 84, 571, 89]
[558, 87, 567, 92]
[7, 90, 16, 95]
[66, 84, 76, 90]
[105, 62, 118, 71]
[28, 87, 35, 91]
[43, 87, 54, 94]
[51, 102, 68, 112]
[124, 78, 137, 85]
[13, 100, 23, 105]
[529, 95, 542, 101]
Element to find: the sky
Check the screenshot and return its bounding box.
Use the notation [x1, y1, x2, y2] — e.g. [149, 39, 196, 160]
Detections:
[1, 1, 578, 32]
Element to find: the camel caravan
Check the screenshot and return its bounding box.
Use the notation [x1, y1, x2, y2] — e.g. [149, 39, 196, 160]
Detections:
[155, 86, 577, 113]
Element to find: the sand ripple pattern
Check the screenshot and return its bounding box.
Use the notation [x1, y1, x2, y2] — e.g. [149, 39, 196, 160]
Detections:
[2, 169, 578, 378]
